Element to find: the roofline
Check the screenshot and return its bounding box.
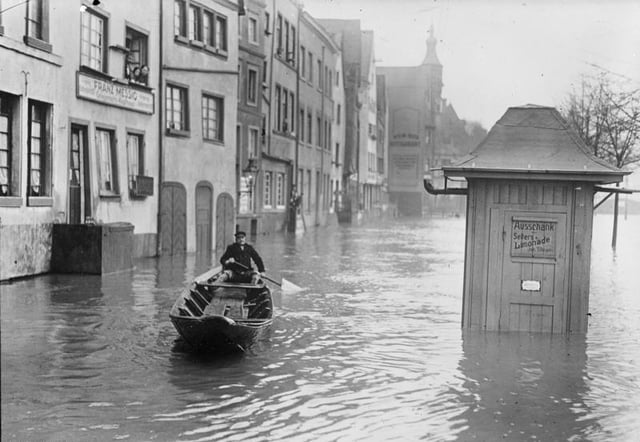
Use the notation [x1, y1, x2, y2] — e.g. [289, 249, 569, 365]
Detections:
[301, 11, 340, 53]
[442, 167, 628, 184]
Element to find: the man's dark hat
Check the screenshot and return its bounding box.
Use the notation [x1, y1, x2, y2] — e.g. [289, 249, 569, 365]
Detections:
[234, 231, 246, 237]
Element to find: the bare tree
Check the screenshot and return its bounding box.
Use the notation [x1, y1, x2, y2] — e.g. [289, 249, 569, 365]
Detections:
[561, 71, 640, 247]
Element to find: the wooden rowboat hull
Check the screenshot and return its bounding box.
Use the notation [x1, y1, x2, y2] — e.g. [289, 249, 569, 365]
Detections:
[169, 267, 274, 353]
[170, 315, 273, 352]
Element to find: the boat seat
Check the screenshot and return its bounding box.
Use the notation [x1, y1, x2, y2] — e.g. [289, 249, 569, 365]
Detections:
[200, 281, 266, 289]
[204, 296, 248, 319]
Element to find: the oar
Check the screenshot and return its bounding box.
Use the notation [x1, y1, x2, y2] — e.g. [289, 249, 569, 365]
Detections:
[231, 261, 303, 293]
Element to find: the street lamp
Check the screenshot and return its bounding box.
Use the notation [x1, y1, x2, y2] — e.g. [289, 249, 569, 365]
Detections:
[241, 158, 259, 214]
[242, 157, 260, 190]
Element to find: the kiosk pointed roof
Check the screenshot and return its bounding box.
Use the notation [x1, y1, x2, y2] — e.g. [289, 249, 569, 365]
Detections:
[442, 105, 628, 183]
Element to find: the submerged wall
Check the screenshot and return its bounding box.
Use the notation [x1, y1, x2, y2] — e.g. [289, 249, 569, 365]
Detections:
[0, 224, 53, 280]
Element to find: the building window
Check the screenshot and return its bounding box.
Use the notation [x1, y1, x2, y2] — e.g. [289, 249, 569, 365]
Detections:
[308, 52, 313, 83]
[275, 85, 281, 131]
[125, 27, 149, 85]
[264, 171, 272, 208]
[306, 169, 311, 212]
[281, 91, 288, 132]
[316, 116, 322, 146]
[276, 14, 282, 55]
[317, 60, 322, 89]
[289, 91, 295, 134]
[248, 127, 259, 158]
[203, 11, 214, 46]
[247, 66, 258, 105]
[289, 26, 296, 64]
[282, 20, 295, 64]
[276, 173, 285, 207]
[175, 0, 186, 37]
[300, 46, 306, 78]
[26, 0, 44, 39]
[248, 16, 258, 44]
[337, 104, 341, 124]
[334, 142, 340, 165]
[263, 60, 268, 84]
[27, 101, 51, 197]
[126, 132, 144, 191]
[80, 7, 106, 71]
[189, 4, 201, 41]
[0, 93, 17, 197]
[166, 84, 188, 132]
[307, 111, 312, 144]
[299, 108, 305, 142]
[202, 94, 223, 142]
[215, 14, 227, 51]
[96, 128, 118, 195]
[264, 12, 270, 35]
[325, 66, 329, 92]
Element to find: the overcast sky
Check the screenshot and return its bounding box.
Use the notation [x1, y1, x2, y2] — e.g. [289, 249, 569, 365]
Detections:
[303, 0, 640, 130]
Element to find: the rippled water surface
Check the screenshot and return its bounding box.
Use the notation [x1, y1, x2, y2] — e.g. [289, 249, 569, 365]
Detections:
[2, 214, 639, 441]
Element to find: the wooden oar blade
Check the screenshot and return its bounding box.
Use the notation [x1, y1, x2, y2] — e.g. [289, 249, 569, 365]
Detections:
[281, 278, 304, 293]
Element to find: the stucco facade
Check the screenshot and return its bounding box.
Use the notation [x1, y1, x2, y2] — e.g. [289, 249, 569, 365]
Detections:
[1, 0, 160, 280]
[160, 0, 239, 256]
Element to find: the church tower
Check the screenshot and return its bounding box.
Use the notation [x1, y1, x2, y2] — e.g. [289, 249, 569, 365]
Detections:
[421, 25, 443, 173]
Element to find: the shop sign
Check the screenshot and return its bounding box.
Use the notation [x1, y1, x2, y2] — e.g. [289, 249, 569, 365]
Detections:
[77, 72, 154, 114]
[511, 218, 557, 258]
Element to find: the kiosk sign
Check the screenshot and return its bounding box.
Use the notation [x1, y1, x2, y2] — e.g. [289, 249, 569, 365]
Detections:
[511, 218, 557, 258]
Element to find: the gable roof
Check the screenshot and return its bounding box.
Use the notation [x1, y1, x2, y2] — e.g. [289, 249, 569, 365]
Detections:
[442, 105, 628, 183]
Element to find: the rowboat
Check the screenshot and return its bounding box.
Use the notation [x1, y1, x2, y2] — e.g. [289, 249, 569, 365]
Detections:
[169, 267, 274, 352]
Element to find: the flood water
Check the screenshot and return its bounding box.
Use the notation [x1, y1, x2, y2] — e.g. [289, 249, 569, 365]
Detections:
[2, 214, 639, 441]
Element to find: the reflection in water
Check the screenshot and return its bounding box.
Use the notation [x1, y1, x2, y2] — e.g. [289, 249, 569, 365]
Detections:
[454, 331, 599, 441]
[1, 215, 639, 441]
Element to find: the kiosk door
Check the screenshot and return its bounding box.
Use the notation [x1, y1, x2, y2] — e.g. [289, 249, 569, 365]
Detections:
[488, 209, 568, 333]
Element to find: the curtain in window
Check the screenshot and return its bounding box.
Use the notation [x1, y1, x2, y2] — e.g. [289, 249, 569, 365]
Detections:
[174, 0, 186, 36]
[249, 128, 258, 158]
[215, 16, 227, 50]
[127, 134, 140, 189]
[96, 130, 113, 192]
[29, 105, 43, 196]
[81, 11, 104, 71]
[276, 173, 284, 207]
[0, 110, 10, 196]
[264, 172, 272, 207]
[27, 0, 43, 39]
[167, 86, 184, 130]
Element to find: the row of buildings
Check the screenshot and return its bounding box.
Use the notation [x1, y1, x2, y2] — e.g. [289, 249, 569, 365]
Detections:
[0, 0, 484, 280]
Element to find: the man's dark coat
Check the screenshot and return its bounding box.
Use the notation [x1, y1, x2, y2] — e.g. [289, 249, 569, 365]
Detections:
[219, 243, 265, 273]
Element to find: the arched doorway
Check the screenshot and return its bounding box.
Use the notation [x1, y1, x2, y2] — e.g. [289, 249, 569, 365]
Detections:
[160, 182, 186, 255]
[215, 192, 234, 257]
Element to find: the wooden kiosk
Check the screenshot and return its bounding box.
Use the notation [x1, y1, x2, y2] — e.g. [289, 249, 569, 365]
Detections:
[438, 105, 628, 334]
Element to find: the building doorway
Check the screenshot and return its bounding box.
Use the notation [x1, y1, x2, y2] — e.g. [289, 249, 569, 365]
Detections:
[215, 192, 234, 257]
[69, 124, 91, 224]
[160, 182, 187, 255]
[195, 182, 213, 257]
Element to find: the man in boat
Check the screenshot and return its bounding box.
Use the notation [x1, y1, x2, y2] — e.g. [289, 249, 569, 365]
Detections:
[217, 231, 265, 284]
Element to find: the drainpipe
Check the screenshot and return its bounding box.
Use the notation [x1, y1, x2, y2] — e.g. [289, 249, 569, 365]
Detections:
[156, 0, 164, 256]
[294, 5, 300, 189]
[319, 44, 325, 226]
[423, 177, 467, 195]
